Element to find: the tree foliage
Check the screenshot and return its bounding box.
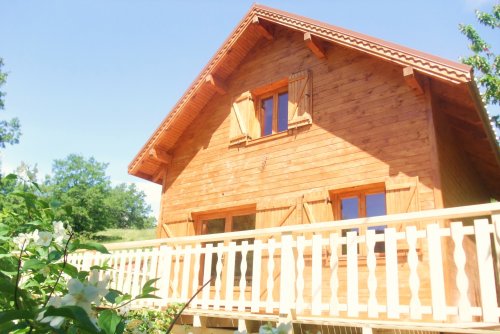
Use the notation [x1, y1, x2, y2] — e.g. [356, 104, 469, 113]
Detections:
[459, 5, 500, 130]
[0, 57, 21, 147]
[44, 154, 155, 234]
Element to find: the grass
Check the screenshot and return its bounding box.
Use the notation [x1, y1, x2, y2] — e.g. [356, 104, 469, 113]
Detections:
[92, 228, 157, 243]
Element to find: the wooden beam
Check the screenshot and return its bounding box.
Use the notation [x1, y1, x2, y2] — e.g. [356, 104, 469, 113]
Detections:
[304, 32, 326, 59]
[439, 100, 482, 126]
[148, 147, 172, 165]
[152, 164, 166, 183]
[403, 66, 424, 94]
[205, 73, 227, 95]
[252, 16, 273, 40]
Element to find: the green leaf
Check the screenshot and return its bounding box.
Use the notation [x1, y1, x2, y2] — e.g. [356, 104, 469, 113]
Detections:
[44, 306, 99, 333]
[0, 309, 33, 326]
[97, 309, 122, 334]
[57, 262, 78, 278]
[70, 241, 109, 254]
[104, 289, 121, 304]
[22, 259, 45, 271]
[48, 250, 63, 262]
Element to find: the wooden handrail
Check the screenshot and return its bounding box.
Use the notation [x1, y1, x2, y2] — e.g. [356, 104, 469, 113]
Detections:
[102, 202, 500, 250]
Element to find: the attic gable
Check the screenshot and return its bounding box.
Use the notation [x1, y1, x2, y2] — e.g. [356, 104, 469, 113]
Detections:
[129, 4, 499, 198]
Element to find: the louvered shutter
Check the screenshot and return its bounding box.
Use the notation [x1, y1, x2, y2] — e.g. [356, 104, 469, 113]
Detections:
[230, 91, 259, 145]
[288, 70, 312, 128]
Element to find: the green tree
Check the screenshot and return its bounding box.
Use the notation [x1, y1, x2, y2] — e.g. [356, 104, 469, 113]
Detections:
[106, 183, 155, 229]
[44, 154, 155, 234]
[459, 5, 500, 130]
[0, 57, 21, 148]
[45, 154, 112, 233]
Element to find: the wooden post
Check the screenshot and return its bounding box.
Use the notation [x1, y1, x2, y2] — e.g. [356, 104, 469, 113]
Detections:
[280, 233, 295, 314]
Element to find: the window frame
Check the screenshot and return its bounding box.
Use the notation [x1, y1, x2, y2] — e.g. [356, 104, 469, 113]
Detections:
[257, 86, 289, 137]
[330, 184, 387, 255]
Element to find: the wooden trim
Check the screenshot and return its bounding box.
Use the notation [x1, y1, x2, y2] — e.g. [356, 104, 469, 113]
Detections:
[424, 79, 444, 209]
[148, 147, 172, 165]
[403, 66, 424, 95]
[251, 16, 273, 40]
[205, 73, 227, 95]
[304, 32, 326, 59]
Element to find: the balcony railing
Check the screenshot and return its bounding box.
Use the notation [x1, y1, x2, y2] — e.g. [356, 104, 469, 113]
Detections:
[68, 203, 500, 331]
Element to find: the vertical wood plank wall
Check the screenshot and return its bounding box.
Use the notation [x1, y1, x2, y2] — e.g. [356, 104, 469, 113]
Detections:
[159, 26, 437, 234]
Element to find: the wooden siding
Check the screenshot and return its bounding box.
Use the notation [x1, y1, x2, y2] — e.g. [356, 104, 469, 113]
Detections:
[158, 26, 436, 236]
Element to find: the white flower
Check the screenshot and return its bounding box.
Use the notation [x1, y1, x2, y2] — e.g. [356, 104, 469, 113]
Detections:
[61, 278, 99, 315]
[40, 266, 51, 277]
[13, 233, 31, 250]
[36, 231, 52, 247]
[38, 296, 65, 329]
[53, 221, 68, 244]
[117, 303, 131, 316]
[88, 270, 110, 306]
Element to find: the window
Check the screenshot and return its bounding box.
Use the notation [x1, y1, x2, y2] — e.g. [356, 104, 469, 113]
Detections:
[229, 70, 312, 145]
[196, 210, 256, 285]
[260, 89, 288, 136]
[331, 186, 387, 254]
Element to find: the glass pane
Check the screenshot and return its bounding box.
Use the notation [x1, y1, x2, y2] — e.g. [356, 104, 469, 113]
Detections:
[203, 218, 225, 234]
[262, 97, 273, 136]
[366, 193, 386, 217]
[277, 92, 288, 132]
[341, 197, 359, 219]
[232, 214, 256, 232]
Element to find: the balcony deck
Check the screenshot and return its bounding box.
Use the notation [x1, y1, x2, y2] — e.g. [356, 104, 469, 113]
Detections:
[68, 203, 500, 333]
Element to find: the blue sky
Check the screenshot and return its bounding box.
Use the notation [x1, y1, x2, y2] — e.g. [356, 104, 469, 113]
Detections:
[0, 0, 497, 219]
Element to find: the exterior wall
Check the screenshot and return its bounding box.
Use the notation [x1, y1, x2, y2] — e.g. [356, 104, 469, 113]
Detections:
[159, 26, 437, 237]
[433, 101, 490, 207]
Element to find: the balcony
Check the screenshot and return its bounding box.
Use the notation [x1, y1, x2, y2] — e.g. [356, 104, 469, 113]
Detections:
[68, 203, 500, 333]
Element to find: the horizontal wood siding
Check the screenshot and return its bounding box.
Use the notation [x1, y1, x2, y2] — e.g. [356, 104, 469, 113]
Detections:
[159, 26, 435, 236]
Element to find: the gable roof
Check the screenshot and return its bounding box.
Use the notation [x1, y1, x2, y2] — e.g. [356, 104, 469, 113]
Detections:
[128, 4, 500, 197]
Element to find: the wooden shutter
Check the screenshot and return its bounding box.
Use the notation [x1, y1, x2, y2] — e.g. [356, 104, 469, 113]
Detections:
[385, 176, 420, 215]
[230, 91, 259, 145]
[302, 190, 333, 224]
[288, 70, 312, 128]
[385, 175, 420, 245]
[256, 198, 297, 229]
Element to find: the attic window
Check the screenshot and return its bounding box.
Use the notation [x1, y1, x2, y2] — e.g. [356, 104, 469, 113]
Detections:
[229, 70, 312, 146]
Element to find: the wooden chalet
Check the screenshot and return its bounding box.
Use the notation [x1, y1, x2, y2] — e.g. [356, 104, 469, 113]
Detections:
[71, 5, 500, 334]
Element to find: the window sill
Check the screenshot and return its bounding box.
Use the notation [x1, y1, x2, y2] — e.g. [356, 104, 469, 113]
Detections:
[229, 122, 312, 148]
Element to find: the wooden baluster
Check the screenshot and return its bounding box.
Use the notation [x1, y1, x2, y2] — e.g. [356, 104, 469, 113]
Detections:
[280, 233, 295, 315]
[238, 240, 249, 311]
[450, 222, 472, 321]
[385, 228, 399, 319]
[191, 244, 202, 309]
[366, 229, 378, 318]
[201, 244, 213, 310]
[251, 240, 262, 313]
[427, 224, 446, 321]
[346, 231, 359, 317]
[172, 249, 181, 300]
[474, 219, 498, 322]
[266, 238, 276, 313]
[123, 250, 134, 297]
[296, 235, 305, 314]
[225, 241, 236, 311]
[214, 243, 224, 310]
[312, 234, 323, 316]
[329, 233, 339, 316]
[131, 249, 143, 307]
[181, 245, 192, 301]
[406, 225, 421, 320]
[148, 248, 160, 306]
[159, 245, 172, 306]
